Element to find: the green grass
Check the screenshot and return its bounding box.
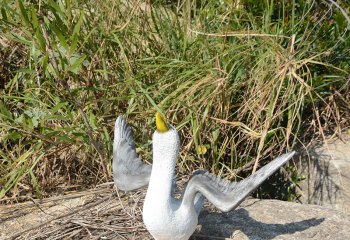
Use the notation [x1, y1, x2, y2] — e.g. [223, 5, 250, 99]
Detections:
[0, 0, 349, 201]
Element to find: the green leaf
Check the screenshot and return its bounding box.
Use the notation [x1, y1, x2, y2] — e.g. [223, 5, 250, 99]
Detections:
[31, 117, 39, 128]
[57, 135, 74, 143]
[48, 0, 64, 17]
[49, 22, 68, 50]
[41, 54, 49, 72]
[7, 32, 31, 45]
[5, 132, 22, 140]
[266, 129, 276, 142]
[26, 116, 34, 130]
[31, 4, 38, 30]
[18, 0, 31, 28]
[68, 54, 86, 74]
[48, 2, 68, 34]
[69, 33, 78, 56]
[72, 12, 84, 36]
[34, 30, 46, 51]
[66, 0, 71, 21]
[45, 115, 68, 121]
[0, 150, 33, 199]
[51, 102, 67, 113]
[29, 169, 40, 198]
[0, 102, 12, 120]
[191, 114, 199, 148]
[14, 114, 24, 125]
[1, 7, 8, 21]
[16, 68, 36, 74]
[103, 126, 110, 143]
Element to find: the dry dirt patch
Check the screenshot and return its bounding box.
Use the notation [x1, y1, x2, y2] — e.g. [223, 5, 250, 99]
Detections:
[0, 184, 150, 240]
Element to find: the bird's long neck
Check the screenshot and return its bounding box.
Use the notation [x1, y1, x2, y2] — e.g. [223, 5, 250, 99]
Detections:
[148, 151, 176, 198]
[146, 128, 179, 203]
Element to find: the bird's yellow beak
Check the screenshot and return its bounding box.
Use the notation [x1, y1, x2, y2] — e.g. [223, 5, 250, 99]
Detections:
[156, 112, 169, 132]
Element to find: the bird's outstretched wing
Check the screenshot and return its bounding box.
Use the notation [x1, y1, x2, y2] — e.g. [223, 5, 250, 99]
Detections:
[113, 116, 152, 191]
[181, 152, 295, 212]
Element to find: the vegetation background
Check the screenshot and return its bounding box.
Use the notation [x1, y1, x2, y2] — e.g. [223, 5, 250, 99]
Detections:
[0, 0, 349, 202]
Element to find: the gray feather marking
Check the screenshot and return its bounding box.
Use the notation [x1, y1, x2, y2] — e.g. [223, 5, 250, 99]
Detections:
[182, 151, 295, 212]
[113, 116, 152, 192]
[190, 170, 237, 193]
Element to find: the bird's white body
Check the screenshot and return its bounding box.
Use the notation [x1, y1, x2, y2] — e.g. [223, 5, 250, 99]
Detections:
[143, 197, 198, 240]
[113, 115, 295, 240]
[142, 127, 198, 240]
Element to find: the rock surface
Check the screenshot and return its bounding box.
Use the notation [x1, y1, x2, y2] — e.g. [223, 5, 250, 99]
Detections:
[193, 198, 350, 240]
[298, 133, 350, 213]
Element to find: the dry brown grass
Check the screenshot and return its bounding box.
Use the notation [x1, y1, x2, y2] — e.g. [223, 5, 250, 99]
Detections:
[0, 0, 349, 204]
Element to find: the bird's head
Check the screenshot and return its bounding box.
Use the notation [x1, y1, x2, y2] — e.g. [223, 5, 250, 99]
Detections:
[153, 112, 179, 164]
[156, 112, 169, 132]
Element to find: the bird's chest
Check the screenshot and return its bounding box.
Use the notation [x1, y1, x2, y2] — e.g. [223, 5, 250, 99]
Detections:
[142, 199, 198, 240]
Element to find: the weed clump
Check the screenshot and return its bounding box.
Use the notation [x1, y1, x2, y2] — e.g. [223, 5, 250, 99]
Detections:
[0, 0, 349, 201]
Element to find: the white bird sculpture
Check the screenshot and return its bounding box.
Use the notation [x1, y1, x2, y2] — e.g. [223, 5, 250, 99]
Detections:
[113, 113, 295, 240]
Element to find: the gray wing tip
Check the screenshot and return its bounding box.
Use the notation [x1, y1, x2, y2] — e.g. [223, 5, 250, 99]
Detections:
[286, 150, 296, 157]
[114, 115, 132, 141]
[191, 169, 206, 177]
[276, 151, 296, 165]
[185, 151, 296, 213]
[191, 151, 296, 194]
[115, 115, 125, 128]
[113, 115, 152, 191]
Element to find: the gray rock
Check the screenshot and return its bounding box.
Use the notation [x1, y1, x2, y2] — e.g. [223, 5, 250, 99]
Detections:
[193, 198, 350, 240]
[298, 133, 350, 213]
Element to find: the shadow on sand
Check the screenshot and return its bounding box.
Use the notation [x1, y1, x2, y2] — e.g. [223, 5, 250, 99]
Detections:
[191, 208, 324, 240]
